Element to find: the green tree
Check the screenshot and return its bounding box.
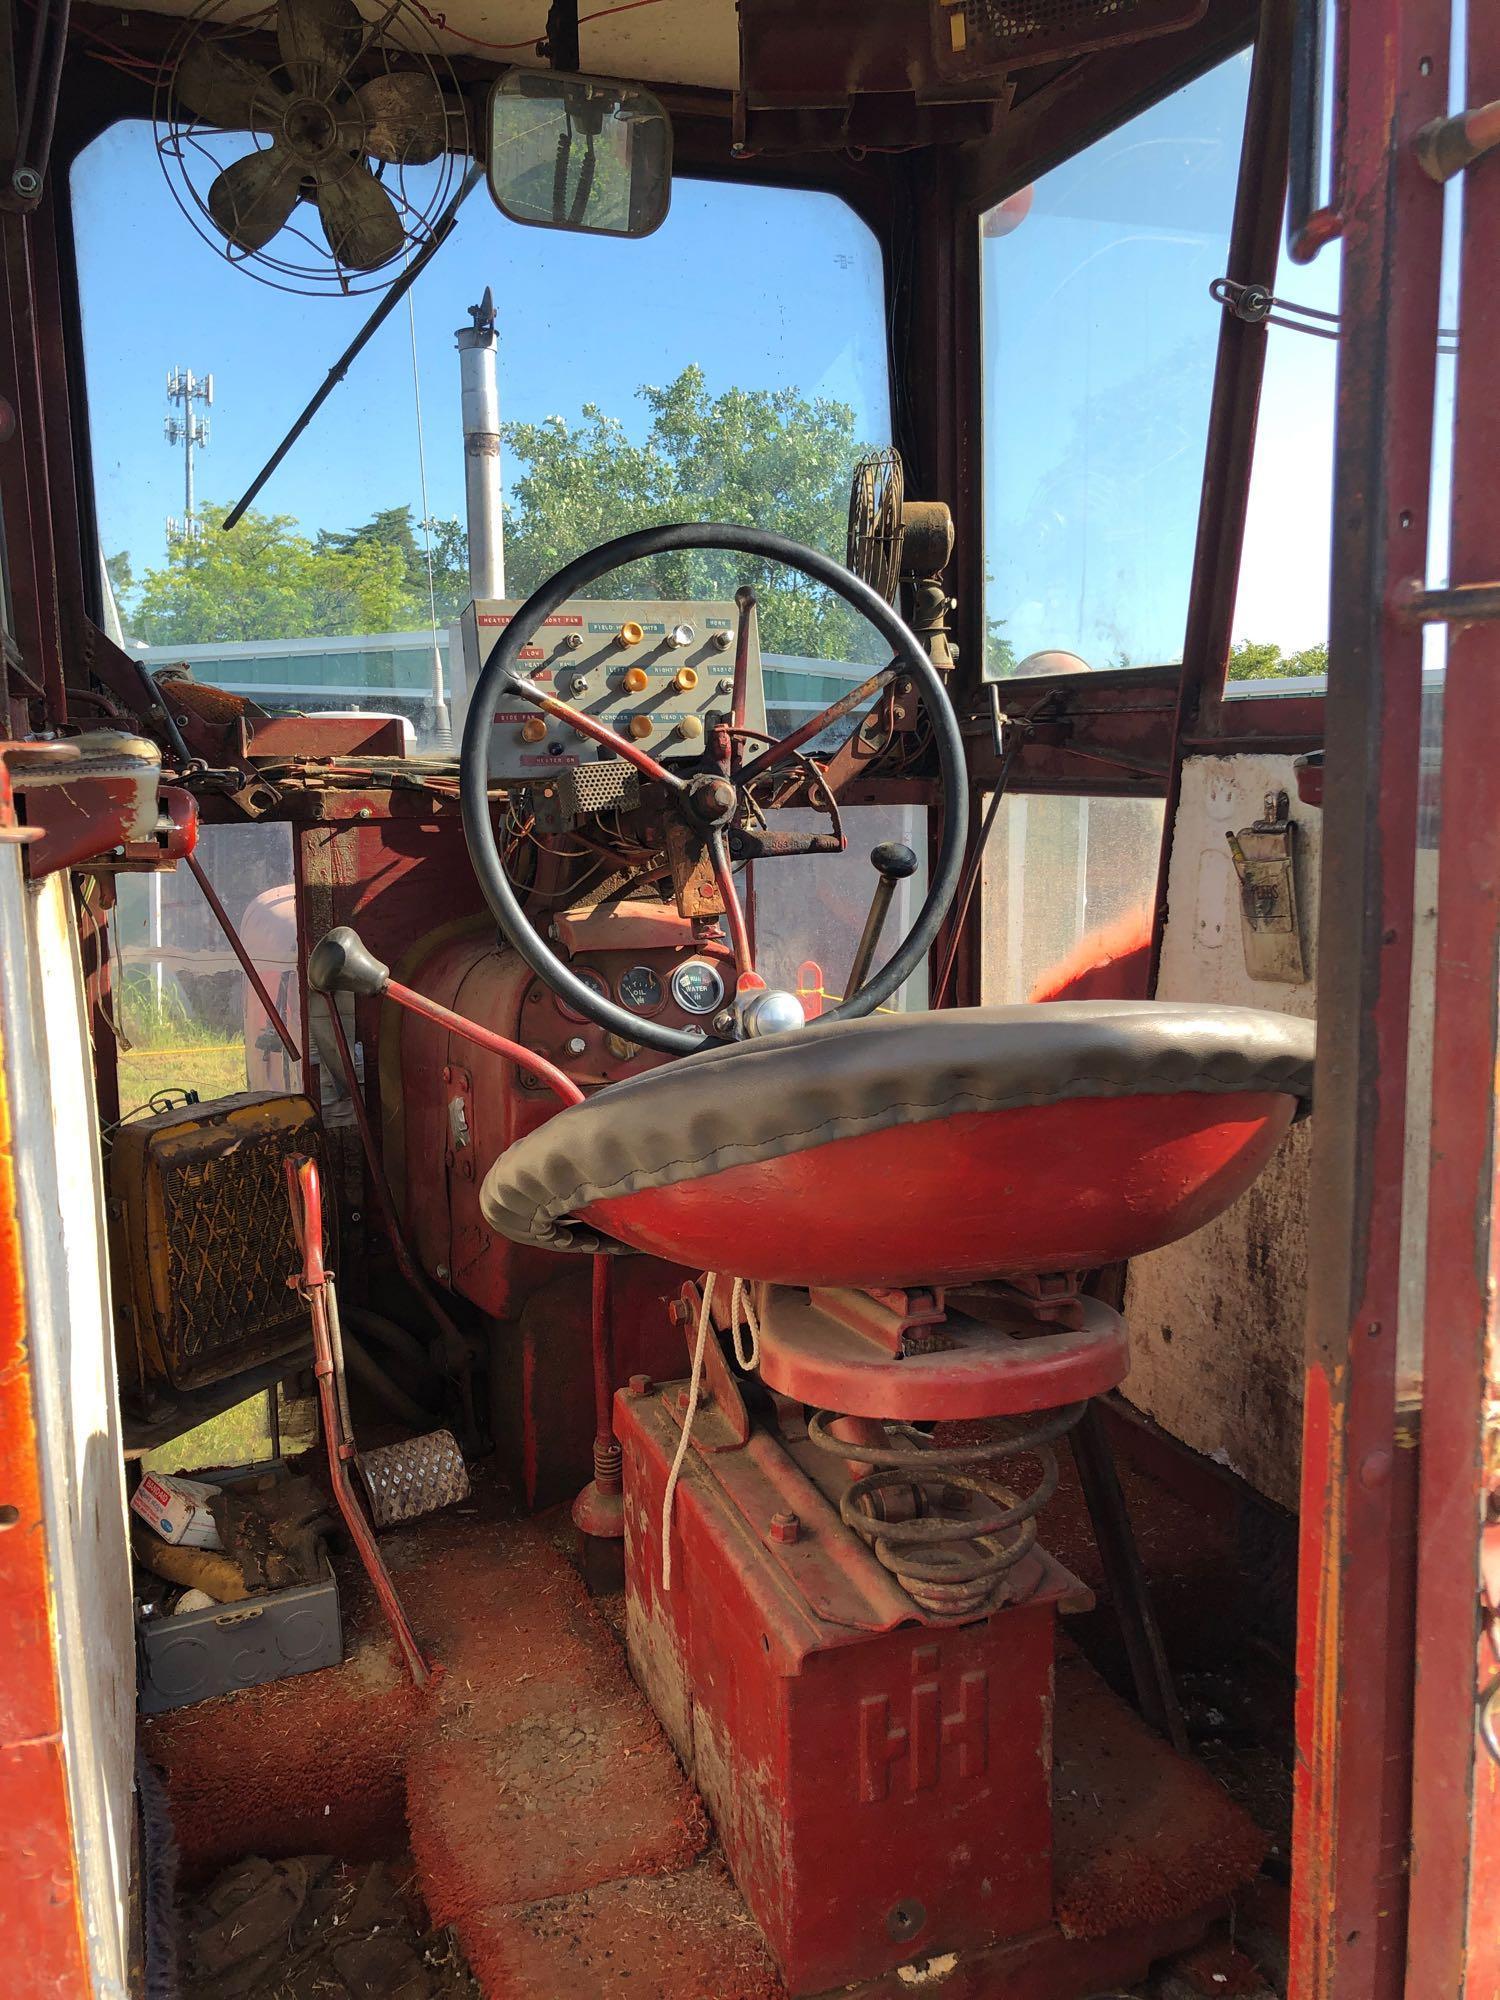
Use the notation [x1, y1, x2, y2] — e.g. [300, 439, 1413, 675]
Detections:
[500, 365, 874, 659]
[132, 504, 418, 645]
[1227, 638, 1330, 681]
[319, 504, 472, 624]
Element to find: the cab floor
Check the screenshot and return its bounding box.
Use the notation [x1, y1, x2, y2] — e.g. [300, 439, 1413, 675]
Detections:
[143, 1446, 1283, 1998]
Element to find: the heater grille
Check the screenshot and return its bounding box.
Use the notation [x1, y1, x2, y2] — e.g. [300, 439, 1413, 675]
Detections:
[113, 1091, 323, 1392]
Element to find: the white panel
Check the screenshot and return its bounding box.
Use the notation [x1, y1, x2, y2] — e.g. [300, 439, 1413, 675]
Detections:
[1123, 755, 1318, 1509]
[0, 859, 134, 1996]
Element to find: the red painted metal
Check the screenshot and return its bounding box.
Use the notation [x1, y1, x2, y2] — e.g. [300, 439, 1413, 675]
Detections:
[1404, 2, 1500, 1990]
[0, 934, 90, 1990]
[584, 1089, 1300, 1287]
[1286, 0, 1451, 1993]
[285, 1154, 431, 1689]
[752, 1284, 1130, 1420]
[618, 1378, 1079, 1995]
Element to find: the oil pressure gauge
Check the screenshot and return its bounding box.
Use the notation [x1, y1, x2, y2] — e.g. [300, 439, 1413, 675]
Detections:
[617, 964, 665, 1015]
[671, 958, 726, 1016]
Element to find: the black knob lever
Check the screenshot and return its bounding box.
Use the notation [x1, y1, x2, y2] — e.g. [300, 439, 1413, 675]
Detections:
[846, 842, 919, 996]
[307, 926, 391, 998]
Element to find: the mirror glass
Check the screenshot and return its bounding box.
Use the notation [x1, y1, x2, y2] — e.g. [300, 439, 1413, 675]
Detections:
[487, 70, 672, 239]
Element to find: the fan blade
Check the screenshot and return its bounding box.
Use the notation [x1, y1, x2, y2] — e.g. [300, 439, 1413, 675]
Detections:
[208, 145, 304, 253]
[278, 0, 364, 95]
[314, 162, 404, 270]
[176, 42, 288, 130]
[351, 72, 448, 165]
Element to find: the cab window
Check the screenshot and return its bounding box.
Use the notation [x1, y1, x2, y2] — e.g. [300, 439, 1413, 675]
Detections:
[979, 54, 1250, 678]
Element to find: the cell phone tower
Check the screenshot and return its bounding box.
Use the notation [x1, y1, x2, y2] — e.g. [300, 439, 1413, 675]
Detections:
[164, 367, 212, 545]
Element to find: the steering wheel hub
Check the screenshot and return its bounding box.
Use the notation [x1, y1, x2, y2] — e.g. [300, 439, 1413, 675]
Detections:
[686, 772, 738, 827]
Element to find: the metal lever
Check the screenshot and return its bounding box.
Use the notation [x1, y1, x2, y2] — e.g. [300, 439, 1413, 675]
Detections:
[846, 842, 918, 996]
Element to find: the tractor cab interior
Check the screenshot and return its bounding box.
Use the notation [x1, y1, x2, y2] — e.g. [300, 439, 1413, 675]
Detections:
[1, 0, 1489, 1996]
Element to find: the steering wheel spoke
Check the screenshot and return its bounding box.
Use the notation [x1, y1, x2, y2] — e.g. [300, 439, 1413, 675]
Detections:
[735, 664, 895, 785]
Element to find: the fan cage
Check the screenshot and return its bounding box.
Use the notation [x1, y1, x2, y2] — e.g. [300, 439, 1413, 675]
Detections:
[154, 0, 467, 297]
[846, 447, 906, 607]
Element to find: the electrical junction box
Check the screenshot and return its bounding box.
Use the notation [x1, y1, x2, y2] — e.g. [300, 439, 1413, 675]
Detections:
[457, 597, 766, 782]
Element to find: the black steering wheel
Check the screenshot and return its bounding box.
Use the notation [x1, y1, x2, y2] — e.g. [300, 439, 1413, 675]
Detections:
[459, 522, 968, 1057]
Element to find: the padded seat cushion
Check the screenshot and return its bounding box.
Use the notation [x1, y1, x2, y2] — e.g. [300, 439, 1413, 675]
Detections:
[479, 1000, 1316, 1256]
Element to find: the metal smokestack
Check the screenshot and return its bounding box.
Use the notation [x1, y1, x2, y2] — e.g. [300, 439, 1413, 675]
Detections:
[456, 288, 505, 600]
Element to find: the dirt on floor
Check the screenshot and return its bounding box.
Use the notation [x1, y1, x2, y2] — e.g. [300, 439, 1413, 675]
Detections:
[178, 1854, 478, 2000]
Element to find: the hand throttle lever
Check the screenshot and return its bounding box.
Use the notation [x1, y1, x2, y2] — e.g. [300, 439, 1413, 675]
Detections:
[846, 842, 919, 998]
[306, 926, 584, 1105]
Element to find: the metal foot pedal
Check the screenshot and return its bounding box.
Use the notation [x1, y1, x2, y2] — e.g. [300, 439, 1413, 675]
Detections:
[357, 1432, 470, 1528]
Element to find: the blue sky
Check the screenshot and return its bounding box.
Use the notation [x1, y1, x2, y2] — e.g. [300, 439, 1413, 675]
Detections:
[73, 39, 1457, 673]
[71, 126, 892, 575]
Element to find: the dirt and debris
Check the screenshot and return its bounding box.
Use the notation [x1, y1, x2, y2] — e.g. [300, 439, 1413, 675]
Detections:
[179, 1854, 478, 2000]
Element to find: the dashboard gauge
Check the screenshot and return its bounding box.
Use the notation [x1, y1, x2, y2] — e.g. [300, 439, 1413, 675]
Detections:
[671, 958, 726, 1017]
[617, 964, 666, 1015]
[556, 966, 609, 1022]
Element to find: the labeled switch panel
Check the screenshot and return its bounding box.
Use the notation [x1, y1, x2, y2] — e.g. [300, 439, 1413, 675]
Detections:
[458, 598, 766, 782]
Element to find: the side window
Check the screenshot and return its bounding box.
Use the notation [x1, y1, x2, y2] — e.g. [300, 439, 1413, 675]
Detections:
[1225, 231, 1342, 692]
[979, 54, 1250, 677]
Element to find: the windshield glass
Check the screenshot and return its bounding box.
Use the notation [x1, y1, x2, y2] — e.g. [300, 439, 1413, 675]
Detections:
[72, 121, 892, 736]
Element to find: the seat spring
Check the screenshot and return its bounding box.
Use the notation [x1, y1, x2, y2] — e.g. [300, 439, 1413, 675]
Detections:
[805, 1402, 1086, 1619]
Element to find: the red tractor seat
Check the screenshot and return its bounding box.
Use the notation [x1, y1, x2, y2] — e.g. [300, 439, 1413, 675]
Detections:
[479, 1001, 1315, 1289]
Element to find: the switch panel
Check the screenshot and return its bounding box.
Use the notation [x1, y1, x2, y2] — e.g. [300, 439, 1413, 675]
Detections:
[459, 598, 766, 783]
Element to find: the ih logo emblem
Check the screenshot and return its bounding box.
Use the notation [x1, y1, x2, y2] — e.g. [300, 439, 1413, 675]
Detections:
[857, 1644, 989, 1802]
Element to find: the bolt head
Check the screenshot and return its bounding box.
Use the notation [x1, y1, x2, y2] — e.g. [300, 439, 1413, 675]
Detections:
[768, 1510, 800, 1545]
[628, 1373, 653, 1396]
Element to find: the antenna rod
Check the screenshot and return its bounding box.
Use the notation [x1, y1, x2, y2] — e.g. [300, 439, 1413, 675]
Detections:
[223, 163, 482, 532]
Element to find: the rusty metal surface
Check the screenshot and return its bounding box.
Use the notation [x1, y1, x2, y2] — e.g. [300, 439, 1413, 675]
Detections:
[111, 1092, 322, 1394]
[1404, 2, 1500, 1990]
[1286, 1, 1451, 1995]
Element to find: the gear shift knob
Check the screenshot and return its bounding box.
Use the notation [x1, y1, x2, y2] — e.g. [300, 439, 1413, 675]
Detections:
[307, 926, 390, 998]
[870, 841, 918, 881]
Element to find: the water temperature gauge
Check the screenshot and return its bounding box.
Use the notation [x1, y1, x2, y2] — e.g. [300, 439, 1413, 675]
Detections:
[670, 958, 727, 1016]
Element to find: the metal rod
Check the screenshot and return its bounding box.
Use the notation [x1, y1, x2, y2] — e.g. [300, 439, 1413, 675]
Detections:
[224, 164, 482, 530]
[846, 875, 898, 999]
[735, 666, 893, 783]
[708, 829, 755, 980]
[384, 974, 584, 1104]
[286, 1156, 430, 1689]
[1395, 577, 1500, 624]
[186, 850, 301, 1063]
[1068, 1402, 1188, 1754]
[590, 1253, 615, 1446]
[730, 585, 755, 737]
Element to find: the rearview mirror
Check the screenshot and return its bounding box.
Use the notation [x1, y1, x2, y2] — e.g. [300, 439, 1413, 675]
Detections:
[486, 71, 672, 239]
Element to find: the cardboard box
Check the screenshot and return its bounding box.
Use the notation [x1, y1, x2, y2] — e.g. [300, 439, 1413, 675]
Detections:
[130, 1472, 223, 1548]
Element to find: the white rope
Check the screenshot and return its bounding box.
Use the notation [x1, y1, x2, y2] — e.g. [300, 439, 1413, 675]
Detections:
[661, 1272, 717, 1592]
[728, 1276, 761, 1371]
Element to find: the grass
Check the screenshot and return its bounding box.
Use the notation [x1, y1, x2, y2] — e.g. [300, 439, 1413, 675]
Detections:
[113, 967, 249, 1113]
